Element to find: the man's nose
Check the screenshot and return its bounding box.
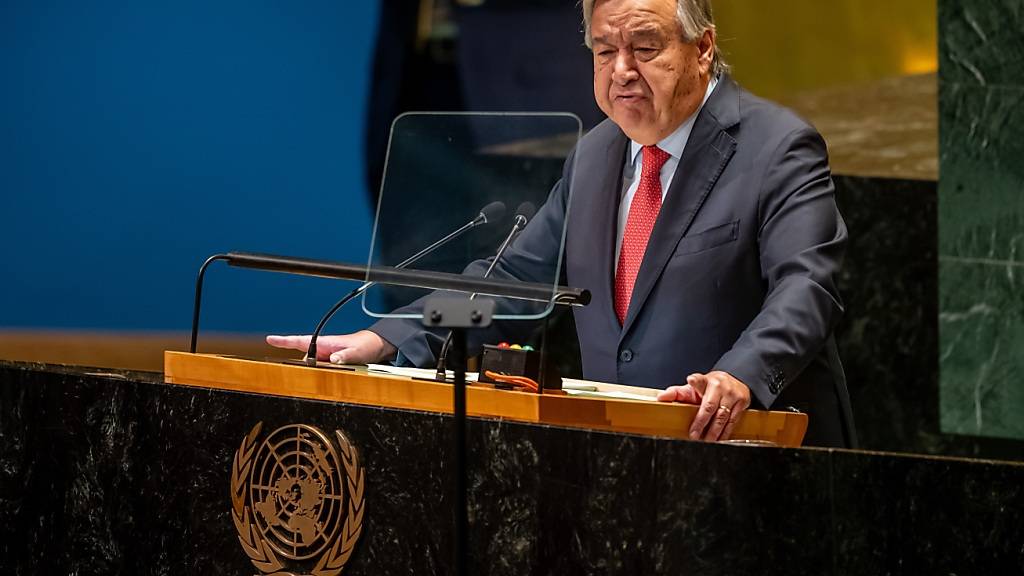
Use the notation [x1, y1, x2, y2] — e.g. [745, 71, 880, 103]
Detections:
[611, 51, 639, 85]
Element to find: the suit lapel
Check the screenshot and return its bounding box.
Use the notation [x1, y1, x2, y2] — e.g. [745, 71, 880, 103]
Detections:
[620, 78, 740, 337]
[588, 130, 629, 330]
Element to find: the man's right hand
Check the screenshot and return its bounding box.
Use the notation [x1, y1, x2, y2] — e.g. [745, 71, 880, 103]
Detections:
[266, 330, 397, 365]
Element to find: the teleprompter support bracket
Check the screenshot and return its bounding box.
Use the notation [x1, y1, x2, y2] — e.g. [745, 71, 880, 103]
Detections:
[422, 296, 494, 329]
[420, 295, 496, 576]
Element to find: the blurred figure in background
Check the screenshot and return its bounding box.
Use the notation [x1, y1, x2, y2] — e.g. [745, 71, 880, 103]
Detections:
[364, 0, 604, 200]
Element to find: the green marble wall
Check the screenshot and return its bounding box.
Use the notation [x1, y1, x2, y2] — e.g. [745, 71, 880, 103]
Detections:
[939, 1, 1024, 439]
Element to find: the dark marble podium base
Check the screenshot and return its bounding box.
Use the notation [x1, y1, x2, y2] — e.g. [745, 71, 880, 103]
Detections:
[1, 361, 1022, 575]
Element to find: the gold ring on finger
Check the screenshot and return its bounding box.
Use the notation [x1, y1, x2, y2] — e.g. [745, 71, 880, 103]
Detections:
[718, 405, 732, 414]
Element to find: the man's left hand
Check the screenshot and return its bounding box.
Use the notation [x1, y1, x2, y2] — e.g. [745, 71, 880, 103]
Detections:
[657, 371, 752, 442]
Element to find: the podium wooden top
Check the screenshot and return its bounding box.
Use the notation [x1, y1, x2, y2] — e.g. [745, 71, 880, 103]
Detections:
[163, 351, 808, 447]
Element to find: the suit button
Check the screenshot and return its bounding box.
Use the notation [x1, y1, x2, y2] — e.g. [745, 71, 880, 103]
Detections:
[619, 349, 633, 362]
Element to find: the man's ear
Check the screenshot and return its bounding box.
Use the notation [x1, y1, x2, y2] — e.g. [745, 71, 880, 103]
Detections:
[697, 29, 716, 75]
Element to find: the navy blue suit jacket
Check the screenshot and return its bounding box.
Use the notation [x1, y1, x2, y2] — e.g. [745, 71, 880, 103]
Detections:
[372, 77, 856, 447]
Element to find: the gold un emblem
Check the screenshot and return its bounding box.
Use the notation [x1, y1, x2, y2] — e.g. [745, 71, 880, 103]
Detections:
[231, 422, 365, 576]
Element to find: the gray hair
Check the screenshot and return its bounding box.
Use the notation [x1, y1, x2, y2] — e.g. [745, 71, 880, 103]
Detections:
[582, 0, 729, 76]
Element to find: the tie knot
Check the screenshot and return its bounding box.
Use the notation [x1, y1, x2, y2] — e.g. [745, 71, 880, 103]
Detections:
[641, 145, 671, 175]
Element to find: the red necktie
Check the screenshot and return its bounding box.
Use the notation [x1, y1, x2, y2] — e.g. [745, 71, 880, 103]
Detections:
[614, 145, 671, 325]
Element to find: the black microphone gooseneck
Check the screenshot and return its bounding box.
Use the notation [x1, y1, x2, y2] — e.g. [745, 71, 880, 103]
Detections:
[435, 202, 536, 381]
[303, 201, 506, 365]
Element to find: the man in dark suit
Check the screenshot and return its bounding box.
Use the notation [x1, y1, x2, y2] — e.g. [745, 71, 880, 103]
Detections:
[270, 0, 855, 448]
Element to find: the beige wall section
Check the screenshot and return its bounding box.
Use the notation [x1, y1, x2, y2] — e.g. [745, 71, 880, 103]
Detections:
[714, 0, 937, 100]
[0, 330, 294, 372]
[712, 0, 938, 180]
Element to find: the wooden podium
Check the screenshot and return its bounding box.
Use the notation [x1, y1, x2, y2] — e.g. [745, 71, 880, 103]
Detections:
[164, 351, 808, 446]
[5, 359, 1023, 574]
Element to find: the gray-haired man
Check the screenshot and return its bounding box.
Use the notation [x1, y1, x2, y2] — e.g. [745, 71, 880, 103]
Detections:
[270, 0, 856, 447]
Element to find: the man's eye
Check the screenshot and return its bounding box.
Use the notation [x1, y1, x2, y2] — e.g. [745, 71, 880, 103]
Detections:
[598, 50, 615, 58]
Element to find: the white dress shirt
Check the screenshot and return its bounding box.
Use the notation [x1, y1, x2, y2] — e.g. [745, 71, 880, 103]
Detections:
[614, 76, 719, 270]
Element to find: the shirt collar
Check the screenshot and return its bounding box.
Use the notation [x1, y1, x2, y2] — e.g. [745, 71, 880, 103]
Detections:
[629, 75, 719, 165]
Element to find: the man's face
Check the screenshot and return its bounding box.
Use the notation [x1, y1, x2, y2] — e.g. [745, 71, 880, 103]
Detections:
[591, 0, 713, 145]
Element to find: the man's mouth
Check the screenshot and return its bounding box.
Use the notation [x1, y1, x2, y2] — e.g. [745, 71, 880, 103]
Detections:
[613, 93, 646, 103]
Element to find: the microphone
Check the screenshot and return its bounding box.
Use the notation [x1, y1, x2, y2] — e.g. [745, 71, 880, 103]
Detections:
[435, 202, 536, 381]
[474, 201, 506, 226]
[514, 202, 536, 225]
[394, 201, 505, 270]
[481, 202, 534, 278]
[303, 201, 505, 365]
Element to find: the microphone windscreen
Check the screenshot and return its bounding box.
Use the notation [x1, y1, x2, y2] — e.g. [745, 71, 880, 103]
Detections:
[479, 201, 506, 224]
[515, 202, 537, 224]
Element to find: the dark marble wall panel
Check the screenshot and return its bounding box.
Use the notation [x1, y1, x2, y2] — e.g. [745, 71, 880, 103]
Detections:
[939, 1, 1024, 86]
[940, 257, 1024, 439]
[4, 363, 1024, 575]
[939, 0, 1024, 442]
[833, 176, 939, 453]
[832, 450, 1024, 575]
[649, 443, 835, 576]
[6, 360, 1024, 569]
[833, 175, 1024, 459]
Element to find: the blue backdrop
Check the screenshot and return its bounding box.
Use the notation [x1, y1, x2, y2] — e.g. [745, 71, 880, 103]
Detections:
[0, 1, 380, 334]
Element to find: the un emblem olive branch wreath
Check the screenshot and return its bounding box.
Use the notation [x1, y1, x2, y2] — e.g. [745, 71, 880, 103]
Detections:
[231, 422, 365, 576]
[311, 430, 365, 576]
[232, 422, 286, 573]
